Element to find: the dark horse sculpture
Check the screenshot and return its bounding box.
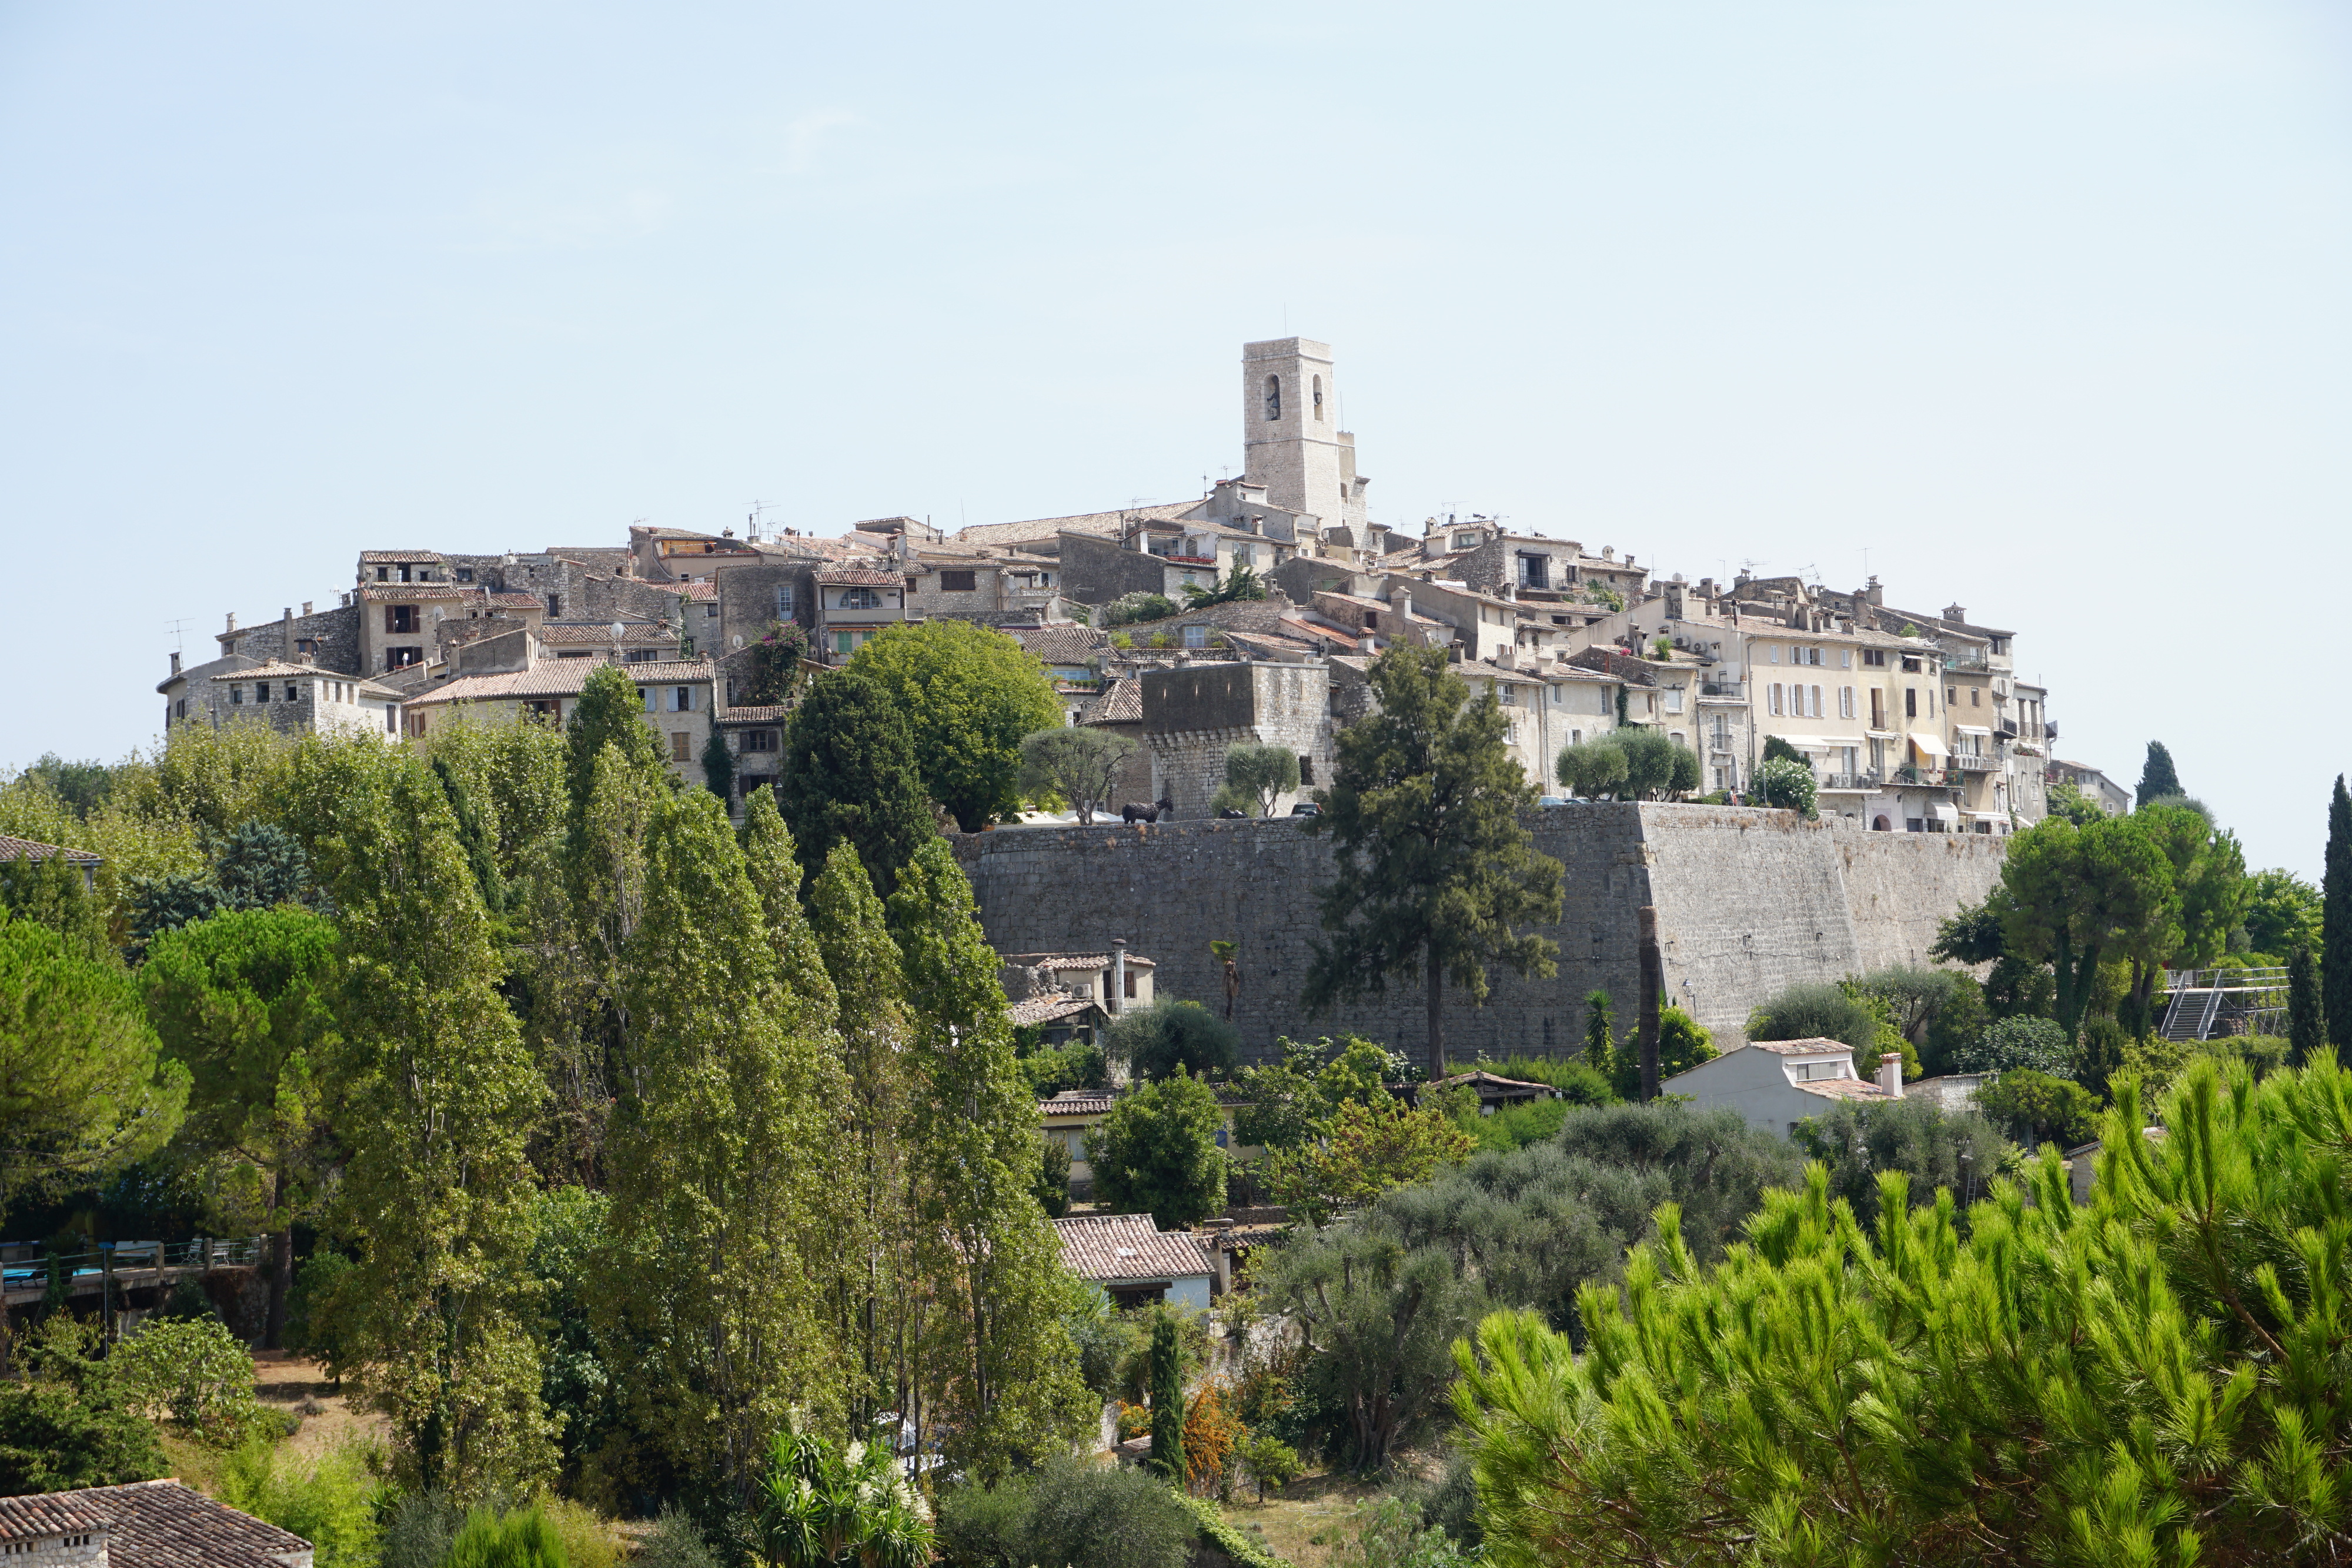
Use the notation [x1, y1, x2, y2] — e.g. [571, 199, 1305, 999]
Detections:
[1121, 796, 1175, 824]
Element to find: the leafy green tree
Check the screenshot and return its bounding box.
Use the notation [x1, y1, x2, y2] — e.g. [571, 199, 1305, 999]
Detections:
[1997, 815, 2180, 1038]
[1265, 1094, 1475, 1226]
[779, 666, 934, 897]
[1231, 1038, 1334, 1152]
[1303, 646, 1563, 1077]
[18, 753, 116, 818]
[143, 907, 342, 1347]
[1105, 998, 1241, 1082]
[757, 1426, 934, 1568]
[2045, 778, 2107, 826]
[1101, 591, 1179, 628]
[2328, 775, 2352, 1051]
[1752, 757, 1816, 817]
[310, 757, 553, 1499]
[526, 1186, 613, 1495]
[1745, 981, 1880, 1052]
[564, 664, 670, 821]
[699, 732, 734, 803]
[2243, 867, 2323, 958]
[0, 1318, 165, 1492]
[598, 787, 846, 1513]
[887, 837, 1094, 1473]
[103, 1314, 266, 1445]
[1085, 1072, 1228, 1228]
[1147, 1312, 1187, 1482]
[2123, 803, 2249, 1032]
[1034, 1139, 1072, 1216]
[1612, 1005, 1715, 1099]
[0, 917, 188, 1222]
[1017, 727, 1137, 825]
[2134, 738, 2183, 806]
[1760, 734, 1805, 768]
[1593, 727, 1699, 800]
[1792, 1097, 2010, 1228]
[1929, 893, 2053, 1021]
[1949, 1014, 2073, 1076]
[1456, 1057, 2352, 1568]
[1218, 743, 1300, 818]
[2286, 944, 2323, 1065]
[0, 845, 110, 957]
[431, 757, 508, 915]
[1555, 740, 1628, 800]
[851, 620, 1064, 832]
[1973, 1068, 2099, 1148]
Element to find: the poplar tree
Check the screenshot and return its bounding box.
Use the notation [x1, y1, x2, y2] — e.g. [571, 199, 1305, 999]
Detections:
[2327, 775, 2352, 1051]
[316, 758, 552, 1498]
[806, 843, 921, 1435]
[779, 667, 933, 898]
[887, 839, 1093, 1473]
[594, 786, 846, 1516]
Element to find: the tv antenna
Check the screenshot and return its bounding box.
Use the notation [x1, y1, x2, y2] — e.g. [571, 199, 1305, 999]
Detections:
[164, 618, 191, 654]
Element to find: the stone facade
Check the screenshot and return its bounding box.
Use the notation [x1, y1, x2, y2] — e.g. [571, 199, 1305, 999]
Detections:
[1142, 661, 1335, 817]
[953, 803, 2005, 1065]
[1241, 337, 1367, 533]
[213, 603, 362, 676]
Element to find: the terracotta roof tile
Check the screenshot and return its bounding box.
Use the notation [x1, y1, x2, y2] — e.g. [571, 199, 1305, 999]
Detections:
[356, 585, 485, 603]
[403, 659, 713, 706]
[718, 706, 788, 723]
[814, 567, 905, 587]
[0, 834, 101, 865]
[956, 502, 1192, 548]
[1038, 1090, 1115, 1116]
[1010, 624, 1110, 665]
[0, 1492, 112, 1539]
[675, 581, 718, 601]
[1793, 1077, 1897, 1102]
[1001, 952, 1155, 970]
[1081, 677, 1141, 726]
[537, 622, 673, 645]
[8, 1480, 312, 1568]
[1745, 1038, 1853, 1057]
[488, 592, 542, 609]
[1054, 1213, 1212, 1284]
[1010, 995, 1101, 1028]
[358, 550, 443, 563]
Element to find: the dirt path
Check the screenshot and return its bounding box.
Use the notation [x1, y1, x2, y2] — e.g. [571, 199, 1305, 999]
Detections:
[1218, 1470, 1388, 1567]
[249, 1350, 389, 1463]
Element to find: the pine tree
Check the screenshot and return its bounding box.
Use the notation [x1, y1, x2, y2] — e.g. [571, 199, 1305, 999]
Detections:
[1301, 645, 1564, 1077]
[1147, 1312, 1186, 1483]
[886, 840, 1093, 1474]
[2286, 944, 2323, 1066]
[594, 785, 847, 1516]
[806, 842, 920, 1436]
[778, 667, 933, 898]
[315, 757, 553, 1498]
[2135, 740, 2183, 808]
[2327, 775, 2352, 1051]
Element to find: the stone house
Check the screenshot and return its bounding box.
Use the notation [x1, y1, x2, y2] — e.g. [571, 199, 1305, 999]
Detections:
[1142, 660, 1335, 818]
[627, 524, 764, 584]
[812, 566, 906, 662]
[715, 702, 788, 810]
[159, 654, 403, 740]
[2046, 758, 2130, 815]
[0, 1480, 312, 1568]
[397, 655, 716, 783]
[903, 544, 1070, 624]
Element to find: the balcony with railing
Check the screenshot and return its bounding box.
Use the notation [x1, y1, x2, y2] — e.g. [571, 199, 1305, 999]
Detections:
[1942, 648, 1990, 671]
[1699, 681, 1745, 699]
[1818, 771, 1881, 792]
[1952, 753, 1997, 773]
[1893, 765, 1957, 787]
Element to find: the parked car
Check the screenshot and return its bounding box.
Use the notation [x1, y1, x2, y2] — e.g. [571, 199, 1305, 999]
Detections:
[1537, 795, 1569, 807]
[1288, 801, 1322, 817]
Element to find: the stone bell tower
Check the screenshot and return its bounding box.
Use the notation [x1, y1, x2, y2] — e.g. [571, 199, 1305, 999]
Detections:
[1241, 337, 1368, 534]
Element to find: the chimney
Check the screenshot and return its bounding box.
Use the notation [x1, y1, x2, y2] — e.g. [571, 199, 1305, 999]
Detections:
[302, 600, 313, 617]
[169, 650, 181, 676]
[1388, 586, 1412, 630]
[1878, 1052, 1903, 1099]
[1865, 576, 1883, 606]
[1943, 603, 1967, 623]
[1111, 938, 1128, 1017]
[282, 606, 295, 661]
[225, 610, 238, 632]
[1601, 546, 1615, 561]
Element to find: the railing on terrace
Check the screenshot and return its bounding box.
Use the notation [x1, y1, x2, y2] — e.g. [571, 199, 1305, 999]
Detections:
[1894, 766, 1956, 787]
[0, 1236, 267, 1299]
[2162, 967, 2289, 993]
[1699, 681, 1745, 698]
[1818, 772, 1880, 791]
[1952, 754, 1997, 772]
[1943, 650, 1991, 671]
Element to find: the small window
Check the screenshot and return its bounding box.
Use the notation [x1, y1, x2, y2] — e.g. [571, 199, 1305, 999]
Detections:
[284, 684, 297, 701]
[397, 564, 412, 583]
[745, 729, 779, 753]
[376, 566, 387, 581]
[776, 583, 796, 617]
[1905, 687, 1917, 718]
[1299, 754, 1314, 785]
[641, 688, 655, 713]
[1971, 687, 1982, 707]
[255, 682, 269, 703]
[671, 731, 690, 763]
[386, 647, 423, 668]
[1863, 649, 1887, 667]
[1312, 375, 1324, 422]
[231, 684, 244, 705]
[840, 587, 881, 610]
[940, 570, 977, 593]
[834, 630, 854, 655]
[1125, 969, 1138, 998]
[1264, 375, 1281, 420]
[671, 687, 693, 711]
[1183, 624, 1208, 648]
[546, 594, 562, 618]
[1769, 645, 1781, 663]
[454, 567, 474, 583]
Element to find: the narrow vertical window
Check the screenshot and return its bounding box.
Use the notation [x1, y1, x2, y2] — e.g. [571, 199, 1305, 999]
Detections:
[1264, 375, 1281, 420]
[1312, 375, 1324, 422]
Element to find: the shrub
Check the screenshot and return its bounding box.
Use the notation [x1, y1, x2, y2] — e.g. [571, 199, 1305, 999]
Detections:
[105, 1315, 265, 1446]
[1085, 1071, 1228, 1227]
[1746, 982, 1879, 1052]
[377, 1492, 464, 1568]
[1791, 1096, 2013, 1228]
[281, 1250, 353, 1365]
[1975, 1069, 2099, 1149]
[1021, 1457, 1195, 1568]
[1754, 757, 1818, 818]
[630, 1510, 719, 1568]
[446, 1505, 567, 1568]
[935, 1476, 1033, 1567]
[216, 1437, 384, 1568]
[1948, 1015, 2072, 1077]
[1034, 1136, 1072, 1217]
[1105, 998, 1241, 1082]
[0, 1376, 165, 1494]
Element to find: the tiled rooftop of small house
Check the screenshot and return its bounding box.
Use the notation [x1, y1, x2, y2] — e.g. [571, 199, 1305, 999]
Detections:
[1, 1480, 313, 1568]
[1053, 1212, 1213, 1283]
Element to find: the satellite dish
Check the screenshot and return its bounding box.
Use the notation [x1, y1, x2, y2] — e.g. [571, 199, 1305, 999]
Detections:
[609, 621, 624, 640]
[731, 634, 744, 649]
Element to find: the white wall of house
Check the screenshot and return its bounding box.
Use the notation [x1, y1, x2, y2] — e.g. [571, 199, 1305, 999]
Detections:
[1662, 1042, 1865, 1139]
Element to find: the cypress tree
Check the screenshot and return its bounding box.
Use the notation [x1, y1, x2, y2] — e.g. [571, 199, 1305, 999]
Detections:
[1583, 990, 1615, 1078]
[2327, 775, 2352, 1051]
[2286, 944, 2323, 1066]
[1147, 1311, 1186, 1483]
[2135, 741, 2183, 808]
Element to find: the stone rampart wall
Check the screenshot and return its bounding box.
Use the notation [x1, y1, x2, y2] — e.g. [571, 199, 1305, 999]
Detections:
[954, 803, 2007, 1065]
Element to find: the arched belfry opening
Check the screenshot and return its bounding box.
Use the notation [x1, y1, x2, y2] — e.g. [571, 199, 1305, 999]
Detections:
[1264, 375, 1281, 421]
[1312, 375, 1324, 422]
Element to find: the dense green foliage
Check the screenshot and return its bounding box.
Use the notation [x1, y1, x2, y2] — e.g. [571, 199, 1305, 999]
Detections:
[1084, 1071, 1228, 1227]
[1752, 755, 1817, 817]
[1147, 1312, 1186, 1482]
[851, 620, 1064, 832]
[1305, 644, 1563, 1076]
[936, 1457, 1195, 1568]
[775, 666, 934, 897]
[2328, 777, 2351, 1051]
[2134, 737, 2184, 806]
[1792, 1096, 2010, 1227]
[1105, 997, 1241, 1081]
[1457, 1054, 2352, 1568]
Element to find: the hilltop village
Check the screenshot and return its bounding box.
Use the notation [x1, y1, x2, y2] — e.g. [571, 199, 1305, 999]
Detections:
[159, 339, 2107, 839]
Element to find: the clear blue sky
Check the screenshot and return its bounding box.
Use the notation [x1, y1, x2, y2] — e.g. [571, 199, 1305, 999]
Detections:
[4, 2, 2347, 878]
